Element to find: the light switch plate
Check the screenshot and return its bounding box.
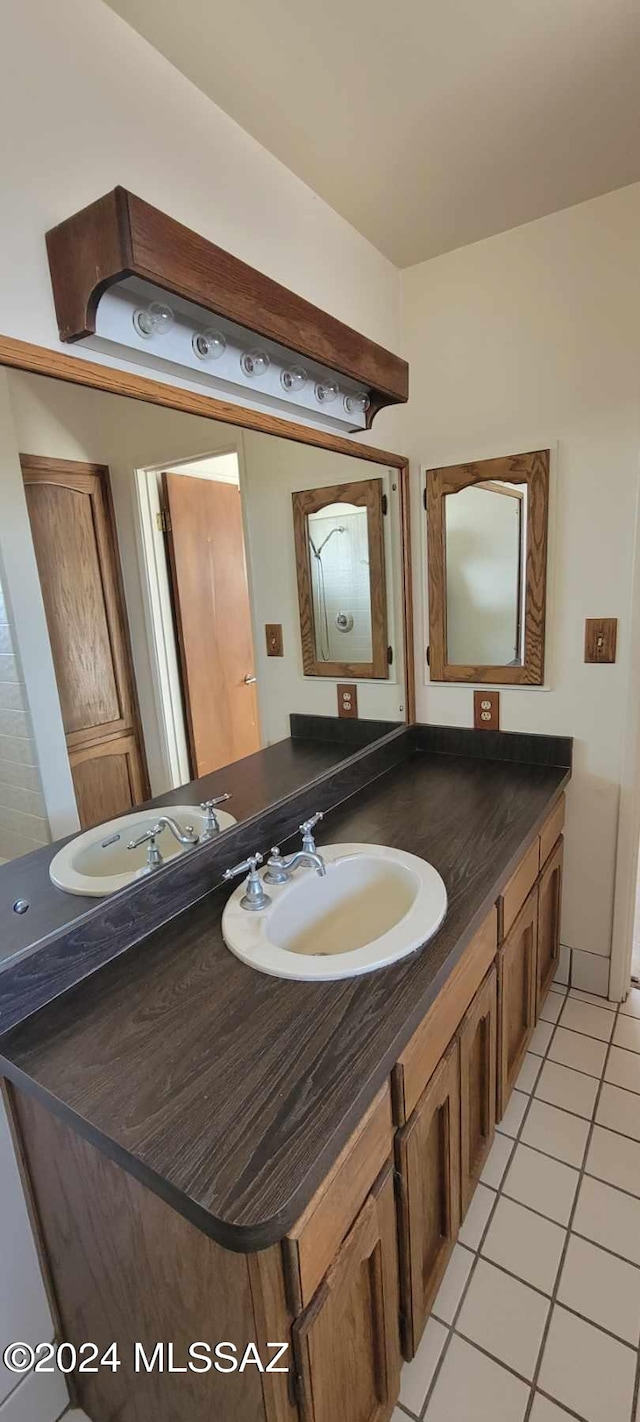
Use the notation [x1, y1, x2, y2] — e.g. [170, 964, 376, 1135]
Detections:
[474, 690, 500, 730]
[265, 623, 283, 657]
[584, 618, 617, 663]
[338, 683, 358, 719]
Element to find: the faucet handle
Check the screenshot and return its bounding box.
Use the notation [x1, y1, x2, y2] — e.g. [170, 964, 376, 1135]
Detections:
[300, 811, 323, 853]
[223, 853, 271, 912]
[223, 852, 263, 881]
[201, 793, 232, 810]
[127, 822, 164, 850]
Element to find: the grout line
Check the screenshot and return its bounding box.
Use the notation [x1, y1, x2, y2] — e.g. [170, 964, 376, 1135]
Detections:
[419, 999, 565, 1418]
[520, 996, 622, 1422]
[409, 989, 640, 1422]
[415, 987, 639, 1422]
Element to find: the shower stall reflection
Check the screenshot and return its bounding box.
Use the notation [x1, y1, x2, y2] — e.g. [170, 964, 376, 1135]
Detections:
[307, 502, 373, 662]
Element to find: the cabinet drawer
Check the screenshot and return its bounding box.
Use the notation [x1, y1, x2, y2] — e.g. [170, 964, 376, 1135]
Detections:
[498, 839, 539, 941]
[392, 908, 497, 1125]
[539, 795, 566, 870]
[285, 1082, 394, 1313]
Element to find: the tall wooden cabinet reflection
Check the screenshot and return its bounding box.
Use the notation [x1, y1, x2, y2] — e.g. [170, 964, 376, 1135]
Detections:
[21, 454, 148, 828]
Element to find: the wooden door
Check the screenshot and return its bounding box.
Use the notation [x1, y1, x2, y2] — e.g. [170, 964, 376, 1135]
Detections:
[292, 1162, 401, 1422]
[537, 836, 564, 1008]
[22, 455, 148, 829]
[162, 472, 260, 779]
[498, 886, 538, 1117]
[459, 966, 497, 1216]
[395, 1039, 461, 1360]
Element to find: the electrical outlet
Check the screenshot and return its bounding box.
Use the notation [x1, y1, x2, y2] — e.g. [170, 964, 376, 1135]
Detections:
[474, 690, 500, 730]
[338, 684, 358, 719]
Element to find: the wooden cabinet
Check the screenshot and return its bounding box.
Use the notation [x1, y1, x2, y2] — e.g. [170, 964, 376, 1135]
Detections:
[292, 1163, 400, 1422]
[537, 836, 564, 1008]
[22, 454, 148, 828]
[459, 967, 497, 1216]
[395, 1040, 461, 1360]
[498, 887, 538, 1117]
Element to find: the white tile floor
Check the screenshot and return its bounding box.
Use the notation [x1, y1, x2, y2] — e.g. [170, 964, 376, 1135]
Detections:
[394, 983, 640, 1422]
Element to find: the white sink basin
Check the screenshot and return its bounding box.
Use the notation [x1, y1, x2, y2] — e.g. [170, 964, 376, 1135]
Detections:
[222, 843, 447, 980]
[49, 803, 236, 897]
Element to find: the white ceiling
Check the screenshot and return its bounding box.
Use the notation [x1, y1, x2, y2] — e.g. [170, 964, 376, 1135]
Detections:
[104, 0, 640, 267]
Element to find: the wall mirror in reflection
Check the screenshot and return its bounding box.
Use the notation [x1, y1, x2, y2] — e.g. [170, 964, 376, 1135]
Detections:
[292, 479, 389, 679]
[0, 367, 407, 908]
[426, 449, 549, 685]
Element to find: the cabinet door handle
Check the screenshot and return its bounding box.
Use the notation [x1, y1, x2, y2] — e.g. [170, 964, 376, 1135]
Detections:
[244, 674, 257, 684]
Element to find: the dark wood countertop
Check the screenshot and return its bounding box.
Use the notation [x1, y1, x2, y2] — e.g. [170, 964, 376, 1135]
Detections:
[0, 750, 569, 1253]
[0, 734, 359, 970]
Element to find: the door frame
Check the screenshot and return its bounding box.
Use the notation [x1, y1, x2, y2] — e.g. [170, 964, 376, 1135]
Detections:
[133, 443, 264, 793]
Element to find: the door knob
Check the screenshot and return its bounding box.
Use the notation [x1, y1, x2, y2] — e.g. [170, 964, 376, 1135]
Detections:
[244, 674, 257, 684]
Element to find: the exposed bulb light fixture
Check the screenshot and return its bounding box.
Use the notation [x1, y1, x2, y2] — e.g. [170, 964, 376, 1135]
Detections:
[192, 328, 227, 360]
[280, 365, 308, 393]
[240, 348, 270, 378]
[315, 380, 340, 405]
[344, 392, 371, 416]
[132, 301, 175, 338]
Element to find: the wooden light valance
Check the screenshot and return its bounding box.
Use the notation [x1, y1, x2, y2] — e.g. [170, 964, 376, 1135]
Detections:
[46, 188, 408, 428]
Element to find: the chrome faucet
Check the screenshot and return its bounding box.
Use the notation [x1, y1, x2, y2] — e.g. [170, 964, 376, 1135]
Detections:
[270, 848, 327, 878]
[127, 814, 199, 875]
[152, 814, 199, 847]
[265, 815, 327, 881]
[199, 794, 232, 842]
[223, 853, 271, 911]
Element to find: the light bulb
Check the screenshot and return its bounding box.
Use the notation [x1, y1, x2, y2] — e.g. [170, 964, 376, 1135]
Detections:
[315, 380, 340, 405]
[192, 328, 227, 361]
[240, 349, 270, 378]
[344, 392, 371, 416]
[132, 301, 175, 338]
[281, 365, 308, 393]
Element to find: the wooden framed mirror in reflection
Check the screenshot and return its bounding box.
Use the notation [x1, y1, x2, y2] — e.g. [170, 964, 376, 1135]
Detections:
[292, 477, 389, 680]
[0, 338, 412, 906]
[426, 449, 549, 685]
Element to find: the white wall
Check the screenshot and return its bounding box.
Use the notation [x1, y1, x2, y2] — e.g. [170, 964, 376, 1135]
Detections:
[5, 372, 405, 798]
[0, 0, 402, 451]
[0, 567, 50, 863]
[402, 183, 640, 983]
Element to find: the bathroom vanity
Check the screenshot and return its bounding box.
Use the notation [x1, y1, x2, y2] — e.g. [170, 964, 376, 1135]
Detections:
[0, 730, 569, 1422]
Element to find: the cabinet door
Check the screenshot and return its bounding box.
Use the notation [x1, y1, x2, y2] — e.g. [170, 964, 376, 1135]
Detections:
[395, 1040, 461, 1360]
[537, 837, 564, 1009]
[498, 887, 538, 1118]
[459, 967, 497, 1217]
[292, 1163, 401, 1422]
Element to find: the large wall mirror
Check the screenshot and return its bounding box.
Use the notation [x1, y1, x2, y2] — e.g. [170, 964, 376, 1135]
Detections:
[292, 478, 389, 679]
[0, 360, 410, 917]
[426, 449, 549, 684]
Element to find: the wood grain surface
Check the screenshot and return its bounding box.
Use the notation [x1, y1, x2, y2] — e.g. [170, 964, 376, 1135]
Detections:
[0, 728, 408, 1031]
[45, 188, 408, 418]
[292, 478, 388, 679]
[0, 751, 568, 1252]
[426, 449, 549, 684]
